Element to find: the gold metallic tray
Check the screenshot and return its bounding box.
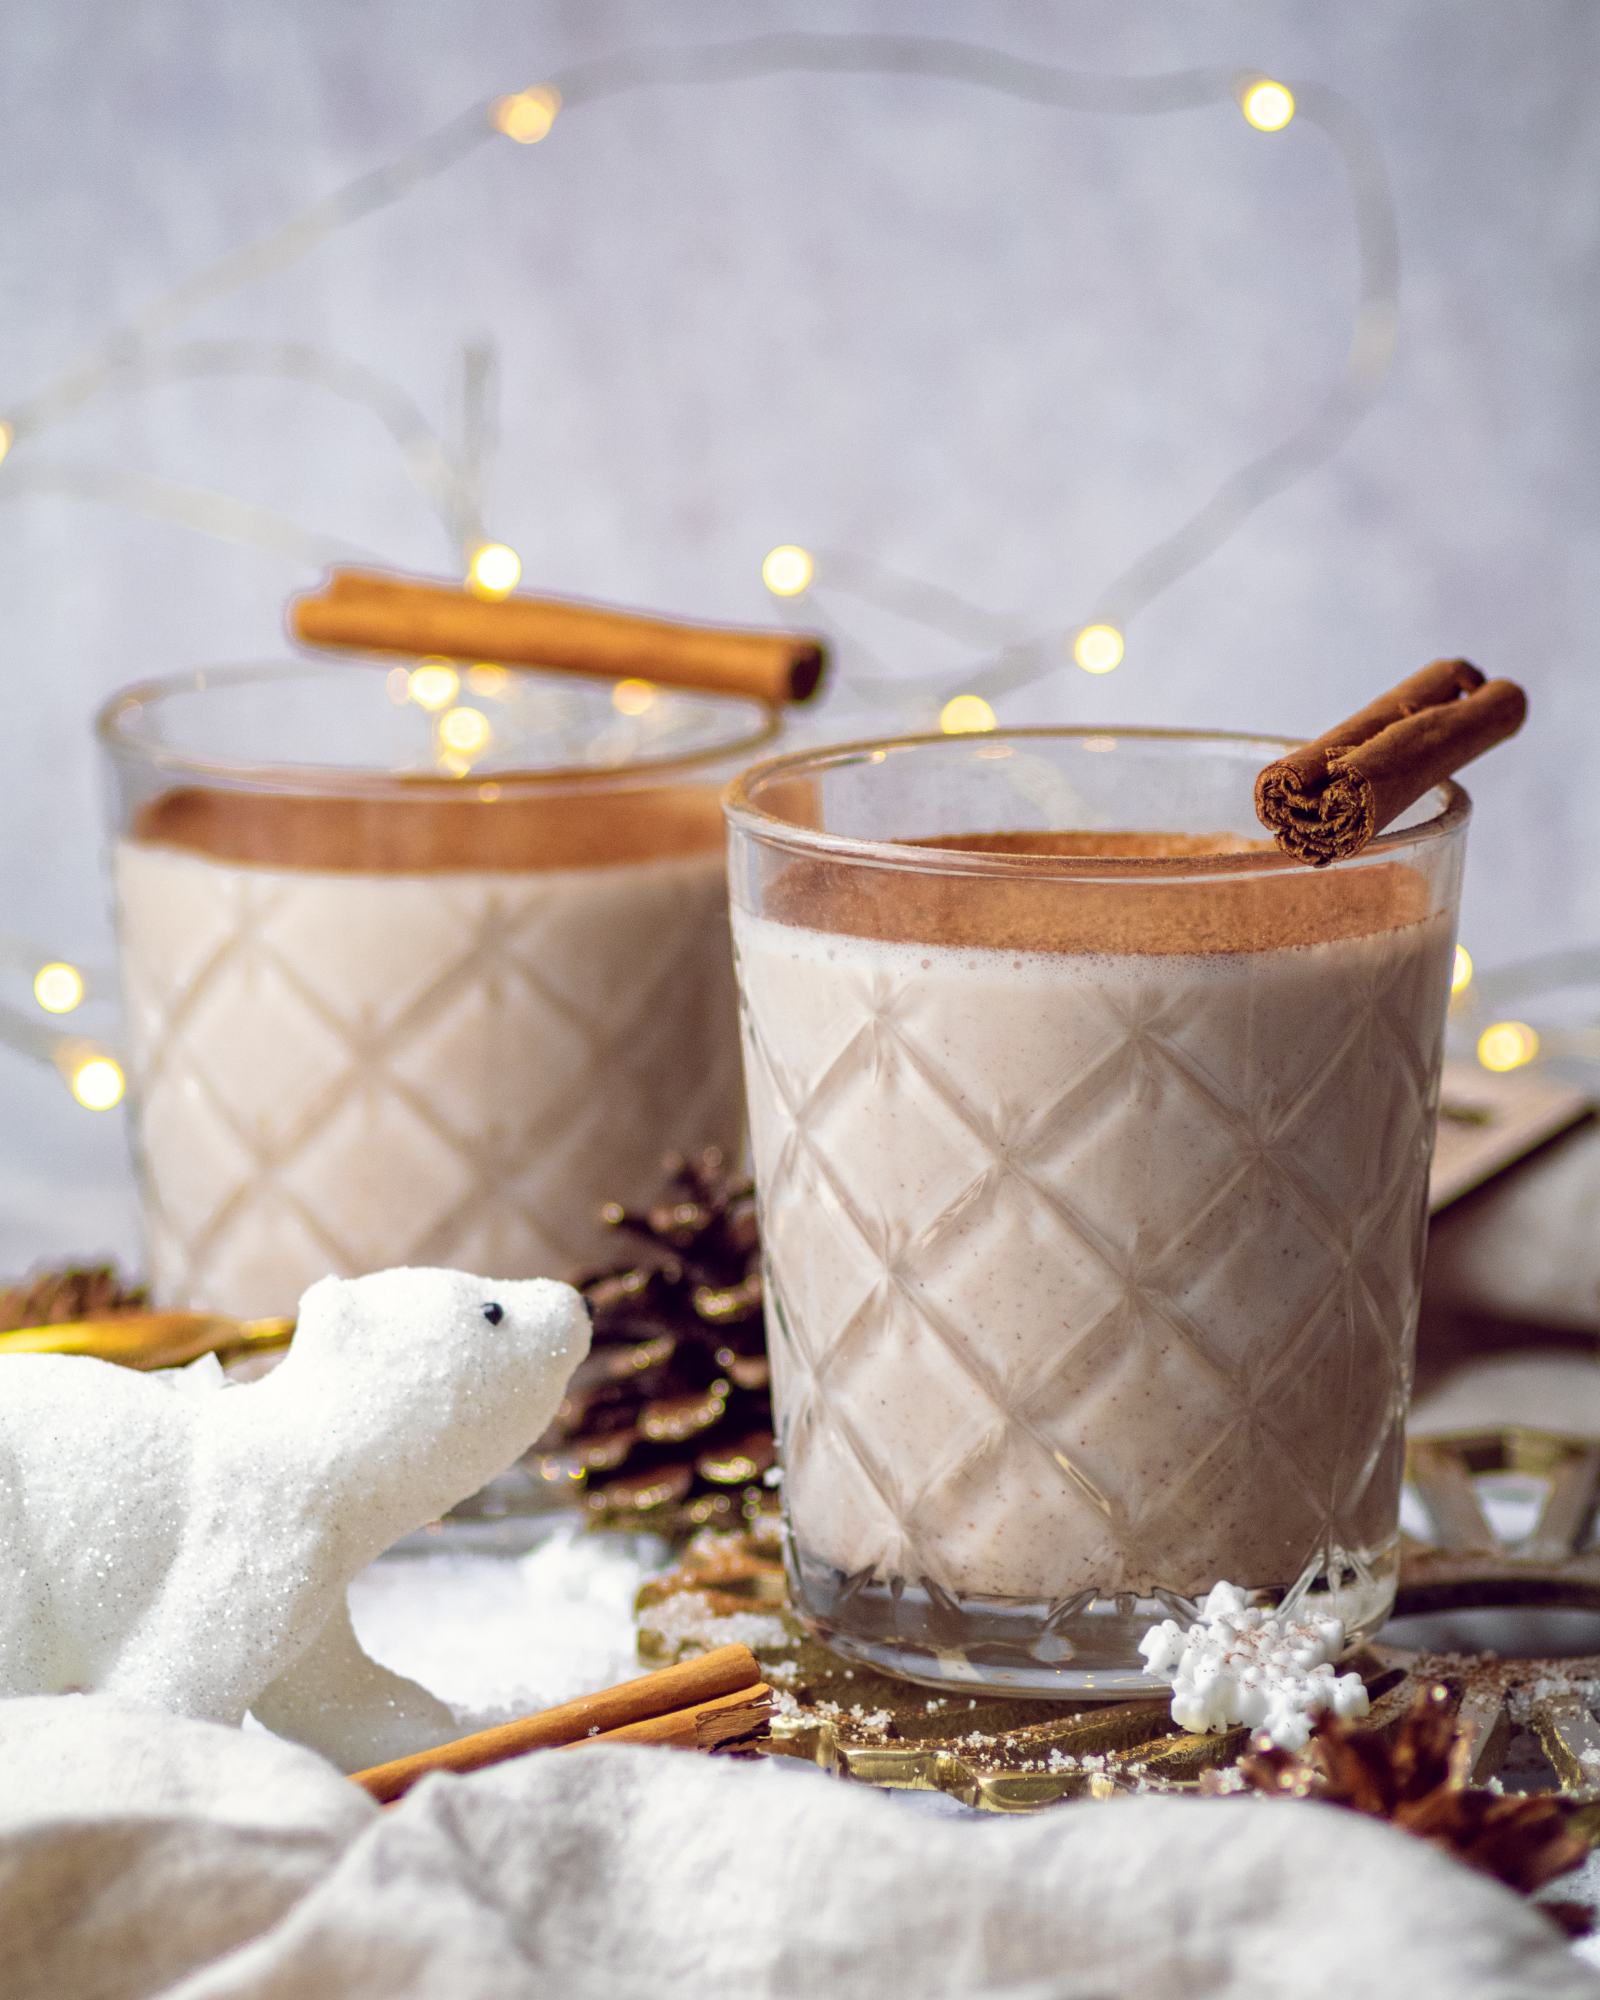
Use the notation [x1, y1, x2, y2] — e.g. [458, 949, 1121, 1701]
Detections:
[637, 1429, 1600, 1812]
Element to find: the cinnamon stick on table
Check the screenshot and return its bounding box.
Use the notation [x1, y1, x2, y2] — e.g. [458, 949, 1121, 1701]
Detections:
[292, 568, 827, 707]
[349, 1643, 770, 1804]
[1255, 659, 1527, 866]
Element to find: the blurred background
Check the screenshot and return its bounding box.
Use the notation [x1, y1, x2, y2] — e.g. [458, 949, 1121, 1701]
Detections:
[3, 0, 1595, 1267]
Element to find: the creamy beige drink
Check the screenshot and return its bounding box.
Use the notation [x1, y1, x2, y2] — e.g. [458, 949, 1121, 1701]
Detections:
[116, 784, 742, 1315]
[733, 830, 1457, 1685]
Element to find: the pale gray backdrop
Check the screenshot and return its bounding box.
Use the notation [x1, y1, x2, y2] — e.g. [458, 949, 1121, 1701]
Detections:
[3, 0, 1595, 1270]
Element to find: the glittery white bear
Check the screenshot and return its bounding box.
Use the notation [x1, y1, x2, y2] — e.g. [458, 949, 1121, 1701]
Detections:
[0, 1268, 589, 1771]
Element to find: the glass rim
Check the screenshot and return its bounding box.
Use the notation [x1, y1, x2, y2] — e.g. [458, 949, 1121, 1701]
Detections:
[723, 724, 1472, 879]
[96, 657, 782, 796]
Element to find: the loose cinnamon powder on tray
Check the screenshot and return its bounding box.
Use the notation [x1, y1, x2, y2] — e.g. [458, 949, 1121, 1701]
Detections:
[765, 830, 1435, 957]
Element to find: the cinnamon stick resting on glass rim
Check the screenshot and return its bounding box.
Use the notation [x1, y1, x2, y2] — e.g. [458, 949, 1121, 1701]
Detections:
[291, 568, 827, 707]
[1255, 660, 1527, 866]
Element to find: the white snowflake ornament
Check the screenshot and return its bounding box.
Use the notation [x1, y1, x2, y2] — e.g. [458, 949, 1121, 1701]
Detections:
[1138, 1581, 1370, 1749]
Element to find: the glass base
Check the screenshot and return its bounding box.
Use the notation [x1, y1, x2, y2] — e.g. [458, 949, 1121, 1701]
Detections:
[789, 1541, 1399, 1699]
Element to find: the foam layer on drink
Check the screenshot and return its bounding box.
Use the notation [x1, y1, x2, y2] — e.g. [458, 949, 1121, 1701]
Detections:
[735, 832, 1453, 1607]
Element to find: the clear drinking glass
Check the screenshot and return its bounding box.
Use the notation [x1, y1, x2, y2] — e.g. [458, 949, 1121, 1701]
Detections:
[100, 658, 777, 1316]
[725, 728, 1469, 1694]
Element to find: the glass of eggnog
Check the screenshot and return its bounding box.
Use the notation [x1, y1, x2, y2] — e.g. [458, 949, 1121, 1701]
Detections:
[726, 727, 1468, 1693]
[99, 658, 775, 1317]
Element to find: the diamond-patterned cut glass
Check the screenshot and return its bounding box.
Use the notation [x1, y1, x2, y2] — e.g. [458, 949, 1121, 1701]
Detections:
[728, 731, 1468, 1693]
[115, 844, 743, 1316]
[99, 662, 773, 1326]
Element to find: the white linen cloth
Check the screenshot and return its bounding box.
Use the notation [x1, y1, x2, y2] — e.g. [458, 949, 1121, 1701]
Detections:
[1, 1696, 1595, 2000]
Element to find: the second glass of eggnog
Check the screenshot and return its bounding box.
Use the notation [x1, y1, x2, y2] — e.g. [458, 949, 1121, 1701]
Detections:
[100, 659, 775, 1318]
[726, 728, 1467, 1693]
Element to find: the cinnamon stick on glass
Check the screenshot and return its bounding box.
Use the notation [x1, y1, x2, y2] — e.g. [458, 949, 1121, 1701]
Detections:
[292, 568, 827, 707]
[1255, 659, 1527, 866]
[349, 1643, 770, 1804]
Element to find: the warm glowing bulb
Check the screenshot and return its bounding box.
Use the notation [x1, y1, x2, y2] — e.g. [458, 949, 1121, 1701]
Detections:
[33, 962, 84, 1014]
[439, 706, 492, 755]
[0, 421, 12, 466]
[612, 678, 656, 716]
[466, 663, 510, 697]
[762, 545, 814, 596]
[1241, 79, 1296, 132]
[71, 1056, 125, 1110]
[1451, 945, 1474, 996]
[407, 661, 460, 711]
[1073, 623, 1125, 675]
[494, 85, 561, 144]
[939, 694, 997, 735]
[468, 542, 522, 597]
[1478, 1020, 1539, 1073]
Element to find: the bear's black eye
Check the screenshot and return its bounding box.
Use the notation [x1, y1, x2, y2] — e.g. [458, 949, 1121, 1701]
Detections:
[482, 1302, 504, 1326]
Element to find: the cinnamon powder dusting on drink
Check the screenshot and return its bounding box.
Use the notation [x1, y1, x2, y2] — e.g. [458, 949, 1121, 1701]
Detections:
[767, 830, 1435, 957]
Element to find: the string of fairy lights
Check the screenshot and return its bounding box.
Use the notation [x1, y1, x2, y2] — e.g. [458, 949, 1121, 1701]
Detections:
[0, 33, 1537, 1105]
[3, 42, 1398, 702]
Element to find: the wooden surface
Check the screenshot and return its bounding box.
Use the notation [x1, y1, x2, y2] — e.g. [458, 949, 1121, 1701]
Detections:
[1430, 1060, 1592, 1214]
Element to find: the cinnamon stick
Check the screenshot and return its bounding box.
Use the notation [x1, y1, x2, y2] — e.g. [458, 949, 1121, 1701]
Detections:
[291, 569, 827, 706]
[575, 1682, 771, 1753]
[349, 1643, 764, 1803]
[1255, 659, 1527, 865]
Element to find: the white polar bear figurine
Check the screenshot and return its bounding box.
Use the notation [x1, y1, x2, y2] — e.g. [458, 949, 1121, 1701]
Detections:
[0, 1267, 590, 1771]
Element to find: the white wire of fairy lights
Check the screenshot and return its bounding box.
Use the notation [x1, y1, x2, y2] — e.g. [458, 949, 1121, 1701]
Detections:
[0, 36, 1397, 684]
[0, 34, 1406, 1106]
[0, 334, 479, 568]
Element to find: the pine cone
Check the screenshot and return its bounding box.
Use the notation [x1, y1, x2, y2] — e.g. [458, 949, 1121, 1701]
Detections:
[1224, 1687, 1591, 1931]
[0, 1264, 147, 1329]
[538, 1150, 775, 1533]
